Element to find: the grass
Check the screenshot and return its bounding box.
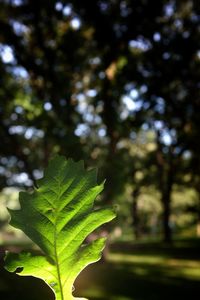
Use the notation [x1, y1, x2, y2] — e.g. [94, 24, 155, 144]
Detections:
[0, 238, 200, 300]
[75, 238, 200, 300]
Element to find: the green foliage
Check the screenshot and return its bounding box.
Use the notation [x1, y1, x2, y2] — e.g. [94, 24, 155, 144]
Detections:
[4, 156, 116, 300]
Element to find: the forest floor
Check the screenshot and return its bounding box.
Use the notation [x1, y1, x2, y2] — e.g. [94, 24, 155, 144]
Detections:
[0, 237, 200, 300]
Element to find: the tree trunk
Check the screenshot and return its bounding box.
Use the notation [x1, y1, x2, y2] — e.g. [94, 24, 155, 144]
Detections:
[156, 133, 174, 243]
[162, 191, 172, 243]
[132, 187, 140, 239]
[193, 180, 200, 237]
[197, 219, 200, 237]
[196, 193, 200, 237]
[162, 161, 174, 243]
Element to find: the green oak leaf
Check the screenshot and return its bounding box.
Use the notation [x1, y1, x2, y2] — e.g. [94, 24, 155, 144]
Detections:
[4, 156, 116, 300]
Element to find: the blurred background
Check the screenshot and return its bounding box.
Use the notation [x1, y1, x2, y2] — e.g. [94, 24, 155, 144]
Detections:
[0, 0, 200, 299]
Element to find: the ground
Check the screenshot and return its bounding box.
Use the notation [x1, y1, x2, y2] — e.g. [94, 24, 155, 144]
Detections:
[0, 238, 200, 300]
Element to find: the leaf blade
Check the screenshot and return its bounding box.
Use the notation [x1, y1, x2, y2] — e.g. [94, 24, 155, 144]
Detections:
[4, 156, 116, 300]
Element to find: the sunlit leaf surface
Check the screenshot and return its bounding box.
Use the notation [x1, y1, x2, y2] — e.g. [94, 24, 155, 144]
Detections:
[5, 156, 116, 300]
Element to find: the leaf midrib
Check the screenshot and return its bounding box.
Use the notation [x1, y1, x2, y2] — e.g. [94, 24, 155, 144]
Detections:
[54, 175, 65, 300]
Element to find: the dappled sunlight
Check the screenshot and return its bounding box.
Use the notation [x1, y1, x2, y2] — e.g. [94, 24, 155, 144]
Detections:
[108, 253, 166, 264]
[108, 252, 200, 280]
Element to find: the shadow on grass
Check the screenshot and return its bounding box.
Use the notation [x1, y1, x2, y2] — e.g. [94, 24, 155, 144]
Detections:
[75, 260, 200, 300]
[110, 238, 200, 260]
